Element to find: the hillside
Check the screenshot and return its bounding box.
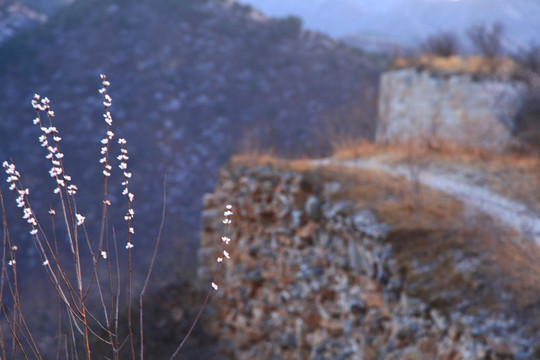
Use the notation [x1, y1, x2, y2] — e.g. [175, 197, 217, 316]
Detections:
[0, 0, 48, 42]
[0, 0, 380, 271]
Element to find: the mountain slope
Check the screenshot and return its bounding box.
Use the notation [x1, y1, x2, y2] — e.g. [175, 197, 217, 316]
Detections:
[0, 0, 380, 271]
[0, 0, 47, 42]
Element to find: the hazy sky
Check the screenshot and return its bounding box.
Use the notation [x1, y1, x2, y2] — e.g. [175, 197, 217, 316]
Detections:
[236, 0, 540, 49]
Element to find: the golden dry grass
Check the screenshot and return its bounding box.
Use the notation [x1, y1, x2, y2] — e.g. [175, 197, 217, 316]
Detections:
[317, 165, 464, 228]
[390, 55, 518, 76]
[334, 142, 540, 212]
[231, 154, 317, 173]
[231, 152, 540, 322]
[317, 163, 540, 320]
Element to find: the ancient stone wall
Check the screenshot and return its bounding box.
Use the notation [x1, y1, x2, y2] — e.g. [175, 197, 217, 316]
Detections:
[197, 162, 537, 359]
[376, 68, 525, 151]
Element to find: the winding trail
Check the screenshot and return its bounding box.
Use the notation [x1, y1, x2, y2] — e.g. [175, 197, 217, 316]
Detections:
[313, 157, 540, 243]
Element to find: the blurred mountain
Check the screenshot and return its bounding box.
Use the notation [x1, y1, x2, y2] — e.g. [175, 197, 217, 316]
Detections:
[236, 0, 540, 53]
[0, 0, 73, 43]
[0, 0, 380, 272]
[0, 0, 46, 42]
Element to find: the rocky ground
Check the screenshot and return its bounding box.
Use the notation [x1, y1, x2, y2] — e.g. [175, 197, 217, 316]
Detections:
[196, 156, 540, 359]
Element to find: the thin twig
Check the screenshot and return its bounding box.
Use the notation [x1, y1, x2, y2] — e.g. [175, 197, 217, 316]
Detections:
[170, 204, 234, 359]
[139, 172, 167, 360]
[169, 289, 213, 360]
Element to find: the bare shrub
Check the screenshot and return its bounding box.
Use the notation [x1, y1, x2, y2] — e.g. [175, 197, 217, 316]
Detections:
[511, 44, 540, 149]
[467, 23, 504, 57]
[421, 31, 460, 58]
[317, 87, 377, 156]
[514, 81, 540, 148]
[513, 43, 540, 74]
[403, 144, 425, 210]
[0, 76, 233, 359]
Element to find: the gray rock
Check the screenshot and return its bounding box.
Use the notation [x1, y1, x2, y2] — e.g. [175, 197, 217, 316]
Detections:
[305, 195, 323, 220]
[352, 209, 390, 237]
[326, 200, 356, 218]
[201, 209, 220, 230]
[430, 309, 448, 332]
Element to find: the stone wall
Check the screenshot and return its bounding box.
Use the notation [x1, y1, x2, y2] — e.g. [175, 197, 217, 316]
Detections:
[376, 68, 525, 151]
[197, 161, 539, 359]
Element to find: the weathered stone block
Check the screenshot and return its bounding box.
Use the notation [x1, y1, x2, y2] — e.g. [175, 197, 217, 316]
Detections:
[376, 68, 525, 151]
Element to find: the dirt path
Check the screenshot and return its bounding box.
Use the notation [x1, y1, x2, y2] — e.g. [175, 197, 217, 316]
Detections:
[314, 157, 540, 243]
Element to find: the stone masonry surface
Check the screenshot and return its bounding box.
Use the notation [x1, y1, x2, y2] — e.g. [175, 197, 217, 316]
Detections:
[376, 68, 524, 152]
[197, 161, 540, 359]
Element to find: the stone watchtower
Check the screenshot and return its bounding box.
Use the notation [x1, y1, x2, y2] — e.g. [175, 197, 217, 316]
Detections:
[376, 55, 525, 151]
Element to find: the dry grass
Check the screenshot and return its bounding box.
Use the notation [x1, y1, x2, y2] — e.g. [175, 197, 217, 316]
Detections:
[319, 162, 540, 322]
[231, 154, 317, 173]
[317, 165, 464, 229]
[333, 141, 495, 162]
[390, 55, 518, 76]
[232, 152, 540, 326]
[334, 142, 540, 212]
[410, 147, 540, 212]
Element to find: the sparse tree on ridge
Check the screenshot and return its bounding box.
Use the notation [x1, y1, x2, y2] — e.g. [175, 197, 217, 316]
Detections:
[421, 31, 460, 58]
[468, 23, 504, 57]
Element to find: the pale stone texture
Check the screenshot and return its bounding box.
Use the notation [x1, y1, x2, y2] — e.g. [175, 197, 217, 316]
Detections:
[376, 68, 525, 151]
